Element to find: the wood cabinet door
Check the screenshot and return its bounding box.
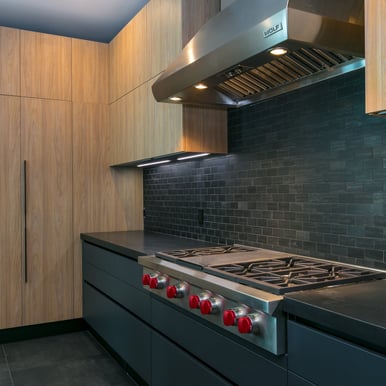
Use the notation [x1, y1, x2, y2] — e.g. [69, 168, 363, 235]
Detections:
[147, 0, 182, 78]
[109, 7, 148, 103]
[21, 98, 73, 325]
[146, 77, 183, 158]
[72, 39, 109, 104]
[0, 96, 22, 329]
[73, 102, 143, 317]
[0, 27, 20, 96]
[20, 31, 71, 100]
[365, 0, 386, 115]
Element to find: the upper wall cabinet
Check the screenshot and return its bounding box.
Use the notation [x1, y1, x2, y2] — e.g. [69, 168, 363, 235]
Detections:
[21, 31, 72, 100]
[365, 0, 386, 116]
[0, 27, 20, 96]
[109, 0, 182, 104]
[147, 0, 182, 80]
[72, 39, 109, 104]
[109, 0, 227, 166]
[109, 7, 148, 103]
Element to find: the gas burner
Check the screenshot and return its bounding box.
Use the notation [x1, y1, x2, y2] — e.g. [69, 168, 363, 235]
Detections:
[205, 256, 386, 294]
[156, 245, 257, 259]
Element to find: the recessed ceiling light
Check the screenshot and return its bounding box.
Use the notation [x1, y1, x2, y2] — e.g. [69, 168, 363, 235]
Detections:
[194, 83, 208, 90]
[169, 96, 182, 102]
[269, 47, 287, 56]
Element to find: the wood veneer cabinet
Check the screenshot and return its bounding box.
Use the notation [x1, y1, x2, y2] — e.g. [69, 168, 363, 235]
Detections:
[147, 0, 182, 80]
[365, 0, 386, 116]
[109, 6, 148, 103]
[0, 96, 22, 329]
[73, 103, 143, 317]
[109, 0, 227, 166]
[21, 30, 72, 100]
[21, 98, 74, 325]
[0, 27, 20, 95]
[72, 39, 109, 104]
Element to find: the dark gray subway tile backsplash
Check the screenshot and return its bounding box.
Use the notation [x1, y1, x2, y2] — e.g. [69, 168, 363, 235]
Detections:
[143, 69, 386, 269]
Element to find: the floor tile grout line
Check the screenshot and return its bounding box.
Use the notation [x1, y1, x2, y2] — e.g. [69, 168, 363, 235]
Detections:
[2, 344, 15, 386]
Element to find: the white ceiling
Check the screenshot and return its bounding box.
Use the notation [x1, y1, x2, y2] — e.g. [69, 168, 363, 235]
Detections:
[0, 0, 149, 43]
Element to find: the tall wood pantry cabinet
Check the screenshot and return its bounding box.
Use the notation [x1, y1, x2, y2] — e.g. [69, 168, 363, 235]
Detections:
[0, 27, 74, 328]
[0, 26, 143, 329]
[0, 95, 22, 329]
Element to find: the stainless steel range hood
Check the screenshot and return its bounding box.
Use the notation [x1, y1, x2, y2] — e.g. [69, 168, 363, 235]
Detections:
[152, 0, 365, 108]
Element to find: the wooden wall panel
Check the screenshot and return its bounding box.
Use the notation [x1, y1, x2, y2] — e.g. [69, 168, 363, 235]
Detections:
[181, 0, 221, 46]
[21, 98, 73, 325]
[147, 77, 183, 158]
[21, 31, 72, 100]
[183, 106, 227, 153]
[181, 0, 227, 154]
[0, 96, 22, 329]
[72, 39, 109, 104]
[0, 27, 20, 95]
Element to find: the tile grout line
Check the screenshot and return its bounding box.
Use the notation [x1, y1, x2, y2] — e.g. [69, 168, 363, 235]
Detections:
[2, 344, 15, 386]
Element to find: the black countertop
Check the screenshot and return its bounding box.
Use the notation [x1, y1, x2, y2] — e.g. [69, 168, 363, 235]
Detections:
[81, 230, 216, 259]
[81, 231, 385, 355]
[283, 279, 386, 354]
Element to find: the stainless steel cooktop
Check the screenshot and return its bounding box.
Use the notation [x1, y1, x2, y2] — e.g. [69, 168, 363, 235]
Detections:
[155, 245, 386, 295]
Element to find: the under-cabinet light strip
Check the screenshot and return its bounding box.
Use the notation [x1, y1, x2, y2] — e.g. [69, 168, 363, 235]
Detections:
[177, 153, 210, 161]
[137, 160, 171, 167]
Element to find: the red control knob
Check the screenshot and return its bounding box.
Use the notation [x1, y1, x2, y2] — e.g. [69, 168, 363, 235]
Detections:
[223, 310, 237, 326]
[189, 295, 201, 309]
[223, 306, 249, 326]
[149, 277, 158, 289]
[238, 317, 253, 333]
[166, 282, 189, 298]
[200, 299, 212, 314]
[200, 296, 223, 315]
[237, 313, 261, 334]
[149, 274, 169, 289]
[142, 274, 150, 286]
[189, 291, 212, 309]
[166, 285, 177, 298]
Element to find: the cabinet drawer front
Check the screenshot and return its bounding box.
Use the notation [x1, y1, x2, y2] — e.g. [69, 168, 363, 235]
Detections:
[83, 283, 151, 383]
[288, 321, 386, 386]
[151, 298, 286, 386]
[83, 262, 150, 322]
[83, 242, 142, 289]
[152, 331, 231, 386]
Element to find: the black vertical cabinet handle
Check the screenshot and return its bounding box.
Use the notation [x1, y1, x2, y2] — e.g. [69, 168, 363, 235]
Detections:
[23, 160, 28, 283]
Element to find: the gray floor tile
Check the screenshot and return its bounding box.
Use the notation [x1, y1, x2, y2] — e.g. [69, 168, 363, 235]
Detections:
[0, 346, 9, 373]
[0, 371, 13, 386]
[11, 357, 135, 386]
[4, 331, 106, 371]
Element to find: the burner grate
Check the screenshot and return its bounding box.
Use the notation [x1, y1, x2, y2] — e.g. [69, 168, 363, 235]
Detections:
[156, 245, 257, 259]
[205, 257, 385, 294]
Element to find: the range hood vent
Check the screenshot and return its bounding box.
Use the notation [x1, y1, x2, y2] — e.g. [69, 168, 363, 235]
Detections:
[152, 0, 365, 108]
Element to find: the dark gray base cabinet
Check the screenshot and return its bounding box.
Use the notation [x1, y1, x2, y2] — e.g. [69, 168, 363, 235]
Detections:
[288, 320, 386, 386]
[82, 242, 151, 384]
[83, 284, 151, 383]
[152, 331, 231, 386]
[288, 372, 316, 386]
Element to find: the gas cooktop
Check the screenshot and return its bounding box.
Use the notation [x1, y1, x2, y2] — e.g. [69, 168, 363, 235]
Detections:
[155, 245, 386, 295]
[205, 256, 386, 294]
